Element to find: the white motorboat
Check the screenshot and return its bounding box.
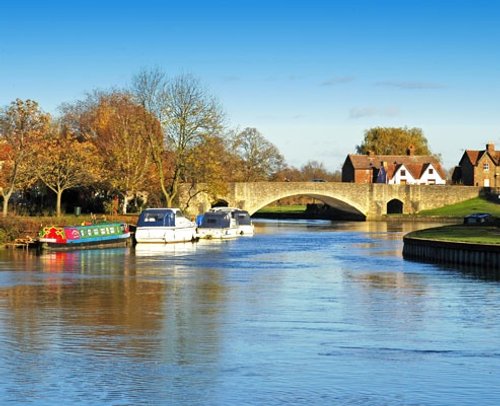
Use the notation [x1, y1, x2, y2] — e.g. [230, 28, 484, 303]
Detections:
[196, 210, 240, 239]
[210, 207, 254, 236]
[135, 208, 197, 243]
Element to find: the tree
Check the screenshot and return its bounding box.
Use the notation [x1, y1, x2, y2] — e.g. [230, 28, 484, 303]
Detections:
[356, 127, 432, 156]
[132, 70, 225, 207]
[77, 92, 161, 214]
[0, 99, 50, 216]
[32, 124, 102, 217]
[231, 127, 285, 181]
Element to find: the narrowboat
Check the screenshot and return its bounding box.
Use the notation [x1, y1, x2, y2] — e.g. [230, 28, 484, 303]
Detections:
[135, 208, 197, 243]
[38, 222, 131, 251]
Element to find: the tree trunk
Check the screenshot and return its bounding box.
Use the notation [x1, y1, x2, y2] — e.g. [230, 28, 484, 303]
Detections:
[2, 194, 11, 217]
[56, 190, 63, 217]
[1, 186, 14, 217]
[122, 193, 133, 214]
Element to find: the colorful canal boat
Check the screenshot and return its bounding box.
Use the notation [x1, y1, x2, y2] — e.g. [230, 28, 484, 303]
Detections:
[38, 222, 131, 250]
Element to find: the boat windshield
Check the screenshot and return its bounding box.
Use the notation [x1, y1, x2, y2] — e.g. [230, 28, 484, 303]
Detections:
[137, 210, 175, 227]
[236, 212, 252, 225]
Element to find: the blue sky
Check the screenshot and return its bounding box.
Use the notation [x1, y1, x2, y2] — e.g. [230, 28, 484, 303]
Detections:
[1, 0, 499, 171]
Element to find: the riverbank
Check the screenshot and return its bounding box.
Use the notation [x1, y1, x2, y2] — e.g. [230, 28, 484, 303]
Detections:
[403, 225, 500, 269]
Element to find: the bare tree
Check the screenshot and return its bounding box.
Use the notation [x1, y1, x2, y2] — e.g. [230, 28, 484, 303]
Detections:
[231, 127, 285, 181]
[132, 69, 225, 207]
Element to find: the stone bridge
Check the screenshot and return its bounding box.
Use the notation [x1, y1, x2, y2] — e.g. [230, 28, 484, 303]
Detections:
[186, 182, 482, 220]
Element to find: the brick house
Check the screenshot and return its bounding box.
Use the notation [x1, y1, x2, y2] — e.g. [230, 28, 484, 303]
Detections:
[452, 143, 500, 187]
[342, 147, 446, 185]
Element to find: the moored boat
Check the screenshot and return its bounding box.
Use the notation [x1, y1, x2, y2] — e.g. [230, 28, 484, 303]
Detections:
[38, 222, 130, 251]
[210, 207, 254, 236]
[135, 208, 197, 243]
[196, 210, 239, 239]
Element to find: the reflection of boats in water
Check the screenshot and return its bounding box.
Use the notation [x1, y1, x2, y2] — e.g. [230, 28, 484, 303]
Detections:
[197, 207, 254, 238]
[38, 222, 130, 251]
[135, 208, 197, 243]
[134, 242, 198, 256]
[39, 247, 129, 273]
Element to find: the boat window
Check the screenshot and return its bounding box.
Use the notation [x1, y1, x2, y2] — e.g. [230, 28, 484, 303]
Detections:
[138, 211, 175, 227]
[237, 213, 251, 225]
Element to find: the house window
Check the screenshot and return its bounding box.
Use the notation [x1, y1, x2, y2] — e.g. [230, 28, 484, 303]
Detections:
[400, 169, 406, 176]
[483, 162, 489, 171]
[429, 168, 434, 174]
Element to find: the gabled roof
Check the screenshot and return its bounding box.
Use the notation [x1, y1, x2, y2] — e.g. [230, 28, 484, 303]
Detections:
[463, 149, 500, 166]
[345, 154, 446, 180]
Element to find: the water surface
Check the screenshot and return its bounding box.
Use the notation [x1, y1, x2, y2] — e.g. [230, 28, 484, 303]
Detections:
[0, 220, 499, 405]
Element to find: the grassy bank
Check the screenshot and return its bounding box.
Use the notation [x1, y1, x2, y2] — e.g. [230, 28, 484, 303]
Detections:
[418, 197, 500, 217]
[0, 214, 138, 246]
[407, 225, 500, 245]
[255, 205, 306, 214]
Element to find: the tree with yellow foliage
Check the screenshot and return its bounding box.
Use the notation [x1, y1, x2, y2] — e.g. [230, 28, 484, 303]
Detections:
[0, 99, 50, 216]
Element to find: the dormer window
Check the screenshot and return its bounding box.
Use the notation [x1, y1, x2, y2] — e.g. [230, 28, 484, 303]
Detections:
[483, 162, 489, 172]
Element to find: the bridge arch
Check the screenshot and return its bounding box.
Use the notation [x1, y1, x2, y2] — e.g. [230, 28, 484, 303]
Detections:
[244, 192, 366, 219]
[387, 198, 404, 214]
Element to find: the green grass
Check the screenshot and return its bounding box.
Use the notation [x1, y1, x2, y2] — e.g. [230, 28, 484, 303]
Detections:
[408, 225, 500, 244]
[418, 197, 500, 217]
[256, 205, 306, 214]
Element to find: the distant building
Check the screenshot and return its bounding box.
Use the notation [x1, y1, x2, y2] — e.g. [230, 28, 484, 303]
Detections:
[452, 143, 500, 187]
[342, 146, 446, 185]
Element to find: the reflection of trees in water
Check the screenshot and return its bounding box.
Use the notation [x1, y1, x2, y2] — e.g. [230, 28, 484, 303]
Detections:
[0, 250, 227, 365]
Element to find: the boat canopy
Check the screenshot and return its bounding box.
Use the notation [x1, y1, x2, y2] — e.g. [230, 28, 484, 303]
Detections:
[234, 210, 252, 225]
[199, 211, 232, 228]
[137, 209, 177, 227]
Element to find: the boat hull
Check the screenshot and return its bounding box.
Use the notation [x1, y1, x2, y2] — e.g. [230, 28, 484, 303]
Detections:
[40, 237, 130, 251]
[134, 226, 197, 243]
[197, 227, 240, 239]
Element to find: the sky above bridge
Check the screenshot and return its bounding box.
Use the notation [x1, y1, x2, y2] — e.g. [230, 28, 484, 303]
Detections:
[1, 0, 499, 172]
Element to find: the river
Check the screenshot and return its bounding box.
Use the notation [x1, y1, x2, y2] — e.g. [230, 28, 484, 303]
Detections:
[0, 220, 499, 405]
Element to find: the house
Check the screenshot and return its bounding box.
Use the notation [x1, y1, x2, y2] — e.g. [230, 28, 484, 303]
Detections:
[452, 143, 500, 187]
[342, 146, 446, 185]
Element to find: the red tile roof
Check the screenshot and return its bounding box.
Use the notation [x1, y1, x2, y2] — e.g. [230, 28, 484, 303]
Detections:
[346, 154, 446, 180]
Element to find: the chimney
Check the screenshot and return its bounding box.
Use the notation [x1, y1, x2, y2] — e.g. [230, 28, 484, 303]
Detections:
[486, 142, 495, 153]
[407, 145, 415, 156]
[367, 150, 375, 157]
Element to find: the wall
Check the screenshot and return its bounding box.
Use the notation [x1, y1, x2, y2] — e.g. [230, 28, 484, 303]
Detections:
[403, 236, 500, 269]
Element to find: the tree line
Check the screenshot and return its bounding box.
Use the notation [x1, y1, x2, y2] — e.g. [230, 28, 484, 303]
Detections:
[0, 69, 342, 217]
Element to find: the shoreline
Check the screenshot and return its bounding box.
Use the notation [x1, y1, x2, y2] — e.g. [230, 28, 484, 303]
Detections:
[403, 225, 500, 269]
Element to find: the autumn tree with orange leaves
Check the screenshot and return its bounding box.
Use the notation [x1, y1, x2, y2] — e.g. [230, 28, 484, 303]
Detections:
[32, 123, 102, 217]
[74, 92, 161, 214]
[0, 99, 51, 216]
